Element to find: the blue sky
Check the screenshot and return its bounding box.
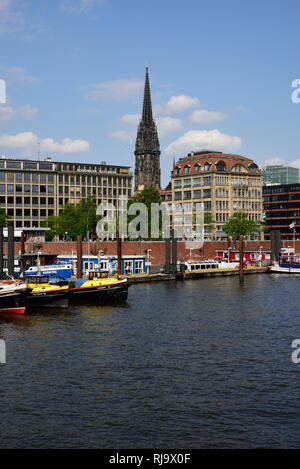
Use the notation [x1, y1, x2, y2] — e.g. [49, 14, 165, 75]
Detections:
[1, 0, 300, 186]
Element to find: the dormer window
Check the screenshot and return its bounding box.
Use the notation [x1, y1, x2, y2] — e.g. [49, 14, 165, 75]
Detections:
[184, 165, 191, 174]
[204, 163, 211, 172]
[215, 161, 226, 172]
[174, 166, 180, 175]
[194, 164, 200, 174]
[249, 163, 258, 174]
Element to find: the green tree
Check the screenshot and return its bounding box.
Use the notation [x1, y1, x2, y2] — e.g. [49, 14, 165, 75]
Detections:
[76, 197, 98, 237]
[0, 207, 10, 227]
[224, 211, 259, 238]
[127, 185, 162, 240]
[43, 197, 99, 240]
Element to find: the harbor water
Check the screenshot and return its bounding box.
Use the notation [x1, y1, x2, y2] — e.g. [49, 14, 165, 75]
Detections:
[0, 274, 300, 448]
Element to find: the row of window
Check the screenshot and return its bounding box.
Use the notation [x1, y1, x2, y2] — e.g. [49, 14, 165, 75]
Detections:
[56, 163, 125, 174]
[216, 213, 229, 222]
[174, 176, 212, 188]
[58, 174, 130, 185]
[0, 160, 130, 175]
[59, 186, 130, 197]
[265, 211, 300, 218]
[174, 163, 258, 176]
[233, 201, 261, 210]
[6, 208, 54, 218]
[0, 184, 54, 194]
[0, 196, 54, 205]
[0, 161, 53, 170]
[0, 172, 55, 182]
[263, 185, 300, 194]
[174, 189, 212, 200]
[172, 201, 212, 212]
[263, 202, 300, 210]
[263, 194, 300, 202]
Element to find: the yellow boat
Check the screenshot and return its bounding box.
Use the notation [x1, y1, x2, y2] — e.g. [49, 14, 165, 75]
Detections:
[26, 275, 70, 309]
[68, 271, 130, 303]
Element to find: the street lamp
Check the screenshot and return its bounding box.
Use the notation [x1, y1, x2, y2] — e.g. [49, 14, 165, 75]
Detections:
[228, 247, 231, 264]
[259, 245, 263, 267]
[146, 249, 152, 275]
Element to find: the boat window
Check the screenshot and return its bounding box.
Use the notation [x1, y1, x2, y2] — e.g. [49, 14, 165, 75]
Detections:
[40, 277, 49, 284]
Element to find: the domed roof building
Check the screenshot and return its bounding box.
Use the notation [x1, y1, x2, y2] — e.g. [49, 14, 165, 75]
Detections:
[170, 151, 262, 240]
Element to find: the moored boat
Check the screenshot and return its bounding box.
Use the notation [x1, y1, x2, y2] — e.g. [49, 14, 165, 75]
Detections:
[25, 275, 70, 309]
[0, 307, 26, 315]
[0, 281, 30, 314]
[270, 258, 300, 273]
[270, 249, 300, 274]
[68, 271, 130, 303]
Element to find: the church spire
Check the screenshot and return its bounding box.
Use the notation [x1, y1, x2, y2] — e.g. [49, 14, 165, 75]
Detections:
[141, 64, 153, 126]
[134, 65, 161, 193]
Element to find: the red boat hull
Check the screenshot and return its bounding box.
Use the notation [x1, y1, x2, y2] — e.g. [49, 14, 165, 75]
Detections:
[0, 307, 26, 315]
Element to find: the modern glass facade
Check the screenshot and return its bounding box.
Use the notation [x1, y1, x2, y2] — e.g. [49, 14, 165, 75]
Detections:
[262, 165, 300, 186]
[263, 183, 300, 239]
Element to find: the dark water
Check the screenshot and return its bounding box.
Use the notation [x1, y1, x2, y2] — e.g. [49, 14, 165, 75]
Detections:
[0, 274, 300, 449]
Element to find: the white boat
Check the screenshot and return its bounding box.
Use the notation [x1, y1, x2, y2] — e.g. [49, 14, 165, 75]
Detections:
[0, 281, 30, 314]
[270, 258, 300, 274]
[179, 260, 240, 272]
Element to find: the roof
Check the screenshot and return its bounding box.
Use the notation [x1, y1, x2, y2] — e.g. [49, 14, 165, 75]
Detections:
[172, 151, 260, 176]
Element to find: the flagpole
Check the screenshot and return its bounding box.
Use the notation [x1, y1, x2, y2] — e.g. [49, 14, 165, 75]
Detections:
[294, 228, 296, 255]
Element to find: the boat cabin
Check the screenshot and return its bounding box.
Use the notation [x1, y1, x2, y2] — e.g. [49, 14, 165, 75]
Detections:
[26, 275, 50, 285]
[179, 261, 219, 271]
[87, 271, 108, 280]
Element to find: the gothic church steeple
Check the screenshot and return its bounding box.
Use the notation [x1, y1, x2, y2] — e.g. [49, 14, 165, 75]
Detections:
[134, 65, 161, 193]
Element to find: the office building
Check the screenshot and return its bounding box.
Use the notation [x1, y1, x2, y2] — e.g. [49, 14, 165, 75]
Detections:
[263, 183, 300, 240]
[0, 156, 132, 228]
[262, 165, 300, 185]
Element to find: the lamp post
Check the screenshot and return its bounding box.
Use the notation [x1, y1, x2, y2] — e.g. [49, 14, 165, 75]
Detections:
[259, 245, 263, 267]
[146, 249, 152, 275]
[228, 247, 231, 264]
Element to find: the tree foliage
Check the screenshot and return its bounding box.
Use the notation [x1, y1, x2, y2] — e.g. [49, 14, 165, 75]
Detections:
[127, 185, 162, 239]
[224, 211, 259, 238]
[43, 197, 98, 240]
[0, 207, 10, 227]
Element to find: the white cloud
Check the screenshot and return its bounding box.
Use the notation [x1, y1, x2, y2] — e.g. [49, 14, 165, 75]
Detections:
[61, 0, 103, 15]
[0, 104, 38, 126]
[108, 130, 135, 143]
[264, 157, 285, 166]
[121, 113, 140, 125]
[86, 79, 144, 101]
[189, 109, 227, 124]
[156, 116, 183, 136]
[164, 129, 242, 156]
[0, 132, 90, 153]
[0, 1, 25, 35]
[0, 0, 11, 11]
[0, 106, 14, 125]
[0, 132, 37, 148]
[17, 104, 38, 119]
[289, 158, 300, 169]
[41, 137, 90, 153]
[0, 66, 39, 84]
[154, 95, 200, 115]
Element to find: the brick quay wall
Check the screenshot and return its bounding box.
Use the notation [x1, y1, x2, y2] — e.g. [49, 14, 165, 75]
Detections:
[5, 239, 300, 264]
